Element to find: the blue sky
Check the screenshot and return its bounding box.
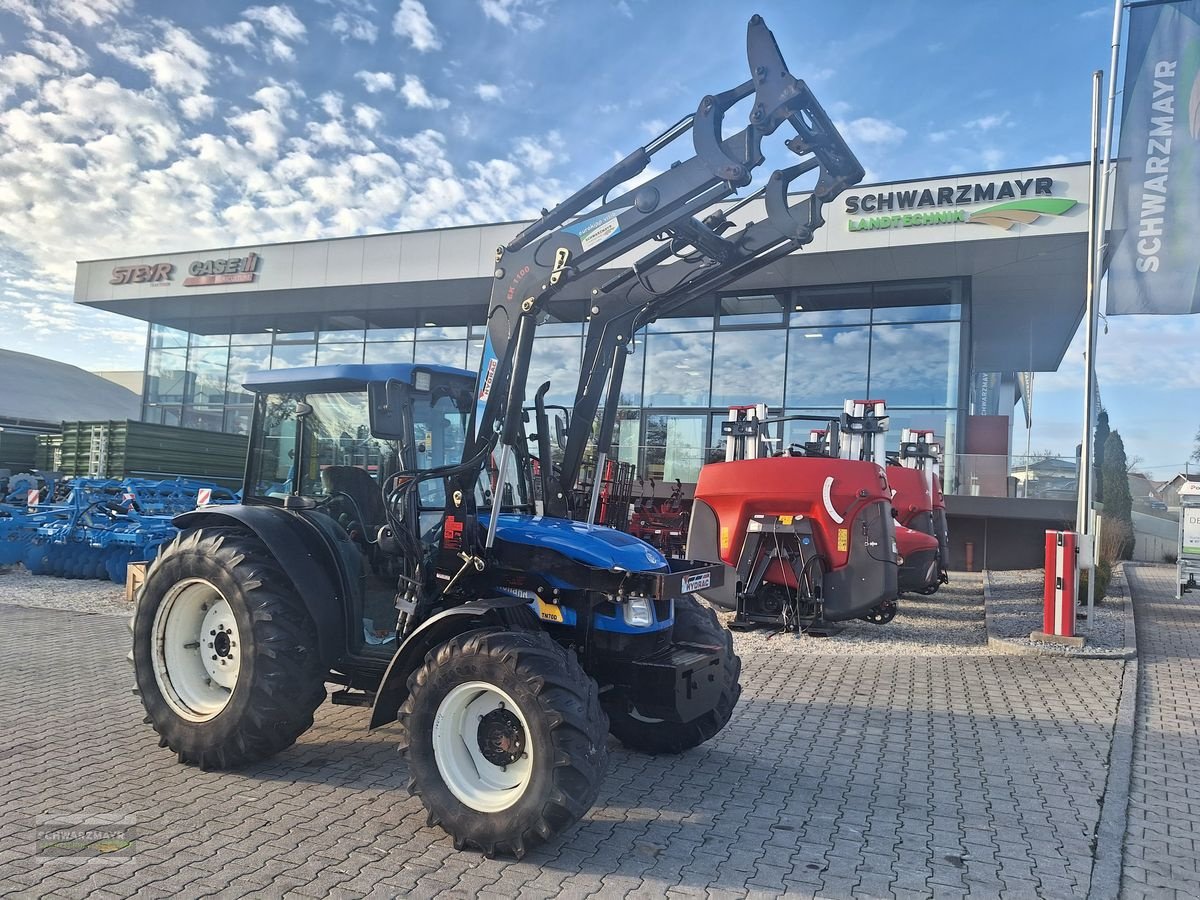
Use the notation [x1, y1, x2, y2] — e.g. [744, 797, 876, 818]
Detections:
[0, 0, 1197, 477]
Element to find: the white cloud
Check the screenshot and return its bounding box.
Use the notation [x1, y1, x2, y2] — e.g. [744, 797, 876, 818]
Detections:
[353, 104, 382, 130]
[399, 74, 449, 110]
[0, 52, 50, 102]
[46, 0, 132, 28]
[981, 147, 1005, 169]
[836, 117, 907, 145]
[356, 70, 395, 93]
[513, 132, 561, 174]
[480, 0, 546, 31]
[266, 36, 296, 62]
[329, 11, 378, 43]
[243, 5, 307, 41]
[393, 0, 441, 52]
[25, 31, 89, 70]
[1036, 153, 1073, 166]
[475, 82, 502, 102]
[964, 111, 1011, 131]
[206, 21, 256, 49]
[640, 118, 666, 137]
[928, 129, 954, 144]
[319, 91, 344, 118]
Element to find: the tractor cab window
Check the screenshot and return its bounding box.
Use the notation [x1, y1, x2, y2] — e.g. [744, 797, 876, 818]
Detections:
[249, 390, 398, 505]
[411, 392, 467, 509]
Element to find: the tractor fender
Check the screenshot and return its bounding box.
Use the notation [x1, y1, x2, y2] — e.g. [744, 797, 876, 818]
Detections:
[369, 596, 538, 730]
[173, 505, 349, 668]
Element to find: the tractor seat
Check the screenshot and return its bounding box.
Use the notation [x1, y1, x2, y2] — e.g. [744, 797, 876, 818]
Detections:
[320, 466, 387, 538]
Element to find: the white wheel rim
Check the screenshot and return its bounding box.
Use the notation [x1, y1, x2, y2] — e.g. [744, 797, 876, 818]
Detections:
[151, 578, 241, 722]
[432, 682, 534, 813]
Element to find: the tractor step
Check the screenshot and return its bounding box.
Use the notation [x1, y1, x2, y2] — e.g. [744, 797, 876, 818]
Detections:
[331, 689, 376, 707]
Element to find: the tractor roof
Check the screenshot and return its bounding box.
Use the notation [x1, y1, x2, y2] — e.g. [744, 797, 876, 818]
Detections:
[242, 363, 474, 394]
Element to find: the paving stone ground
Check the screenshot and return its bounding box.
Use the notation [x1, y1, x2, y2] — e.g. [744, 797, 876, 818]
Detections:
[1121, 565, 1200, 899]
[0, 577, 1127, 899]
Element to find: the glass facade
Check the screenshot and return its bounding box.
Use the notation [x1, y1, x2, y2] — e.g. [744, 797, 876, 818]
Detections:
[142, 280, 967, 482]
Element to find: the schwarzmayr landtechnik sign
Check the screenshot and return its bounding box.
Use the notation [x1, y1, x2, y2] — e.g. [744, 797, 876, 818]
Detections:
[844, 175, 1078, 232]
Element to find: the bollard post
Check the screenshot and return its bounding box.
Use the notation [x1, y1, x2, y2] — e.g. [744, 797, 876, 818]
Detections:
[1033, 530, 1085, 647]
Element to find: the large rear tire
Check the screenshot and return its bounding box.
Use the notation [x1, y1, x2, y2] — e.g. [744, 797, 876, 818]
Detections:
[132, 527, 326, 769]
[397, 628, 607, 858]
[606, 595, 742, 754]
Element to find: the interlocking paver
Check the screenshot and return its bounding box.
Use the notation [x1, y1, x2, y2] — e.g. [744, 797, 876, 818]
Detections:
[1120, 564, 1200, 900]
[0, 576, 1128, 897]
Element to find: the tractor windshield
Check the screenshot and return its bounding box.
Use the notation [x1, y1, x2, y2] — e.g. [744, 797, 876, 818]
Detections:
[247, 390, 399, 502]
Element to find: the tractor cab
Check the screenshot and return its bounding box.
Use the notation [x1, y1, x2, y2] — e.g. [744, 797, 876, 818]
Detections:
[242, 363, 492, 654]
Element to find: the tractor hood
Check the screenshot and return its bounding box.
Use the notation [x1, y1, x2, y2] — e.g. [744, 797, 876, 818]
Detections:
[482, 514, 668, 572]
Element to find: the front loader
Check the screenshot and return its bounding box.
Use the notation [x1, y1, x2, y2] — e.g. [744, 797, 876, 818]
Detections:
[130, 16, 863, 856]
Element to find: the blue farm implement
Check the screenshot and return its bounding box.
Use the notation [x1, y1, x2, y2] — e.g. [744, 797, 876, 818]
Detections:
[0, 477, 235, 583]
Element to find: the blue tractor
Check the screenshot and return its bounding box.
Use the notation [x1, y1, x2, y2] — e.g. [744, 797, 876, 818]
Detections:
[130, 16, 863, 856]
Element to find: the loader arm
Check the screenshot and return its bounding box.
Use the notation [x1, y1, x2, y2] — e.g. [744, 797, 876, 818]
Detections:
[438, 14, 863, 556]
[556, 142, 864, 516]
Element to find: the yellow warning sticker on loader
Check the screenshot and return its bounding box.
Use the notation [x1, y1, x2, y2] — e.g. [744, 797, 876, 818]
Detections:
[720, 526, 730, 550]
[837, 528, 849, 552]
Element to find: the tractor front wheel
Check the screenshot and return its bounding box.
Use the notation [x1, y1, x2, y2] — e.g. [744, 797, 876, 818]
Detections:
[606, 595, 742, 754]
[398, 628, 608, 858]
[132, 527, 326, 769]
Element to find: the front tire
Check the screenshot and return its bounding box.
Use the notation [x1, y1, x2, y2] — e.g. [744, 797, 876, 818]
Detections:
[606, 595, 742, 754]
[132, 527, 326, 769]
[398, 628, 608, 858]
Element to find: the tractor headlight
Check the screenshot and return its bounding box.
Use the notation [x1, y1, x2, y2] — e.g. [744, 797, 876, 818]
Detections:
[623, 597, 653, 628]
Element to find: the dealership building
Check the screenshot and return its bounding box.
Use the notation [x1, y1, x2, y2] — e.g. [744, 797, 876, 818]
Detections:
[74, 162, 1094, 568]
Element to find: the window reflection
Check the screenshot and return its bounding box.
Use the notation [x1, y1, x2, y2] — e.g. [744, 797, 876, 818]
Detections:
[316, 343, 364, 366]
[643, 332, 712, 407]
[146, 347, 187, 404]
[364, 341, 414, 365]
[186, 346, 229, 407]
[712, 330, 786, 407]
[270, 344, 316, 369]
[527, 336, 582, 407]
[868, 322, 959, 407]
[786, 327, 869, 407]
[644, 414, 706, 484]
[413, 341, 467, 369]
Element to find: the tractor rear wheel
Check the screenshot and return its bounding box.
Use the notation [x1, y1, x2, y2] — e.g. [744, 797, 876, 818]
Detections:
[606, 595, 742, 754]
[397, 628, 608, 858]
[132, 527, 326, 769]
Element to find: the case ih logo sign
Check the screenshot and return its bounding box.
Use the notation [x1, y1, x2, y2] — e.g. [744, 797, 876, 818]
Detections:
[110, 263, 174, 285]
[184, 252, 261, 287]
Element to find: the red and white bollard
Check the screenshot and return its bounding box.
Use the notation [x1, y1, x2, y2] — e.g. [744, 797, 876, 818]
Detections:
[1034, 530, 1084, 646]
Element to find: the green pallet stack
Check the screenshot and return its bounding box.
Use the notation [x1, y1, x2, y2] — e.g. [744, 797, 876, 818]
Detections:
[58, 420, 248, 488]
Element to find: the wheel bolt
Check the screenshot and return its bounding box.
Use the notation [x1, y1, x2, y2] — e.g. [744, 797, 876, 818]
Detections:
[211, 655, 218, 661]
[210, 630, 216, 636]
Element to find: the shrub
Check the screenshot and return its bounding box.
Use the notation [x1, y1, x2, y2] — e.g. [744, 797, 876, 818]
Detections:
[1079, 558, 1113, 601]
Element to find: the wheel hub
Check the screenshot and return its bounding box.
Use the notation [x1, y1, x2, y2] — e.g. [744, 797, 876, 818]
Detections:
[477, 707, 525, 767]
[151, 579, 242, 722]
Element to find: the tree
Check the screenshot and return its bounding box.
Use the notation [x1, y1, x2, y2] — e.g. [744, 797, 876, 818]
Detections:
[1101, 430, 1134, 559]
[1094, 409, 1110, 503]
[1192, 424, 1200, 463]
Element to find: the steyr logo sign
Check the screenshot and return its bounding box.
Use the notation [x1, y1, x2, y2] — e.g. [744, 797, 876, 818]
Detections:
[844, 177, 1079, 232]
[183, 252, 261, 287]
[110, 263, 173, 285]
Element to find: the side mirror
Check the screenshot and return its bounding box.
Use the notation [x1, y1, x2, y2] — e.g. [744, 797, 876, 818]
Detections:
[368, 380, 408, 440]
[555, 414, 568, 451]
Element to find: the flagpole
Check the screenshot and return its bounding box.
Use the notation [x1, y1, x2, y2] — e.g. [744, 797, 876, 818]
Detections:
[1079, 70, 1103, 631]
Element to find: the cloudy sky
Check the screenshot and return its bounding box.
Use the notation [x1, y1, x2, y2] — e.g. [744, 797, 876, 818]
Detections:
[0, 0, 1196, 477]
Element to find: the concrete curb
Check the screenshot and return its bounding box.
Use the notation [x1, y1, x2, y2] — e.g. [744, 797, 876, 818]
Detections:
[982, 568, 1137, 660]
[1086, 564, 1143, 900]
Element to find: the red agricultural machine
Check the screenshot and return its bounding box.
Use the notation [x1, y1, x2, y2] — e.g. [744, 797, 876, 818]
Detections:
[801, 402, 943, 595]
[685, 403, 901, 634]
